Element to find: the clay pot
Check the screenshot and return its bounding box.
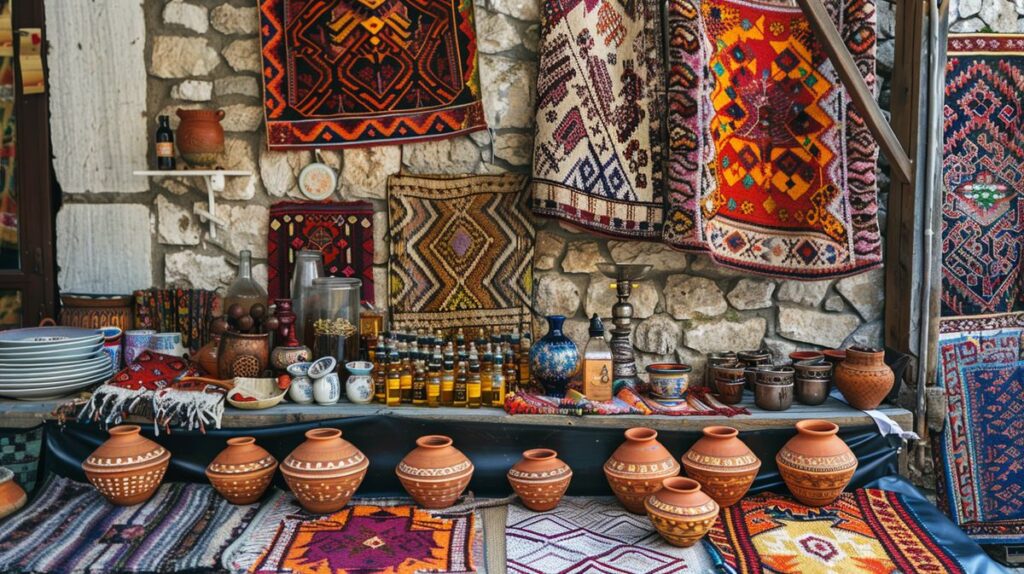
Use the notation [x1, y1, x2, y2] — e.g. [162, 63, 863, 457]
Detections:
[715, 379, 745, 404]
[776, 420, 858, 506]
[82, 425, 171, 506]
[396, 435, 474, 509]
[754, 381, 793, 411]
[680, 426, 760, 507]
[644, 477, 719, 547]
[646, 363, 692, 402]
[795, 377, 830, 405]
[206, 436, 278, 505]
[176, 108, 225, 167]
[603, 427, 680, 513]
[217, 332, 270, 379]
[507, 448, 573, 511]
[789, 351, 824, 363]
[822, 349, 846, 367]
[833, 346, 894, 410]
[270, 345, 311, 371]
[0, 468, 26, 519]
[194, 336, 220, 375]
[281, 428, 368, 513]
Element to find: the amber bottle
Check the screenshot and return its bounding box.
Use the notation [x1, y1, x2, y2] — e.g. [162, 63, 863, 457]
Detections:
[412, 360, 427, 406]
[427, 350, 442, 408]
[385, 349, 401, 406]
[454, 361, 468, 407]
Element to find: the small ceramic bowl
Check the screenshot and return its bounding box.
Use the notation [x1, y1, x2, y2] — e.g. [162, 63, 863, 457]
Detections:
[646, 363, 692, 402]
[345, 361, 373, 376]
[287, 361, 312, 378]
[228, 377, 287, 410]
[308, 356, 337, 379]
[789, 351, 824, 364]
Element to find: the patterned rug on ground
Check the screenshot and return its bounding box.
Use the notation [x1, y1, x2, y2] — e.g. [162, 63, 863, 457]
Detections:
[934, 312, 1024, 543]
[267, 201, 375, 304]
[505, 497, 714, 573]
[941, 35, 1024, 316]
[530, 0, 665, 239]
[504, 385, 748, 417]
[388, 174, 533, 335]
[224, 492, 486, 574]
[0, 476, 258, 574]
[258, 0, 486, 149]
[706, 489, 966, 574]
[662, 0, 882, 278]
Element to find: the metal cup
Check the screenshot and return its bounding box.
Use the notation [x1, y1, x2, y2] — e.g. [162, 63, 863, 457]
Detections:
[795, 377, 830, 405]
[716, 379, 746, 405]
[754, 381, 793, 411]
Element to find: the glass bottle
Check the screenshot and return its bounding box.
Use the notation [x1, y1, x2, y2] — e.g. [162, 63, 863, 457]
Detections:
[467, 358, 482, 408]
[373, 341, 387, 403]
[582, 314, 613, 401]
[399, 342, 412, 403]
[454, 361, 468, 407]
[491, 354, 506, 407]
[480, 343, 494, 406]
[290, 250, 323, 348]
[155, 115, 175, 170]
[385, 349, 401, 406]
[224, 250, 268, 315]
[427, 349, 442, 408]
[504, 342, 518, 392]
[518, 334, 532, 391]
[306, 277, 361, 364]
[412, 360, 427, 406]
[441, 348, 455, 406]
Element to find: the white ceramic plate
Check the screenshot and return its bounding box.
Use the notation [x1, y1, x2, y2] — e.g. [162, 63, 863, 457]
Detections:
[0, 374, 109, 400]
[0, 342, 105, 362]
[0, 327, 102, 347]
[298, 162, 337, 201]
[0, 363, 113, 386]
[0, 355, 112, 377]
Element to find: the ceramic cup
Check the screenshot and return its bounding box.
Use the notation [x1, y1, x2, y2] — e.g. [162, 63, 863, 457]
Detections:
[100, 326, 123, 371]
[124, 329, 156, 365]
[289, 375, 314, 404]
[313, 372, 341, 405]
[646, 363, 692, 402]
[345, 361, 374, 405]
[308, 356, 337, 379]
[148, 332, 187, 358]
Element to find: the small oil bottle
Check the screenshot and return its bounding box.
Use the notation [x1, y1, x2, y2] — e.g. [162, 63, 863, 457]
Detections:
[399, 342, 412, 403]
[480, 343, 494, 406]
[468, 354, 482, 408]
[441, 347, 456, 406]
[454, 360, 468, 407]
[582, 314, 613, 401]
[518, 334, 532, 390]
[491, 353, 506, 407]
[385, 349, 401, 406]
[373, 339, 388, 403]
[427, 349, 442, 407]
[412, 360, 427, 406]
[504, 342, 518, 392]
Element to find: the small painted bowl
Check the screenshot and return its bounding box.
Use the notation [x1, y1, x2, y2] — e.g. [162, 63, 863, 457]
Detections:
[287, 361, 312, 378]
[789, 351, 824, 364]
[308, 356, 337, 379]
[345, 361, 373, 376]
[646, 363, 692, 402]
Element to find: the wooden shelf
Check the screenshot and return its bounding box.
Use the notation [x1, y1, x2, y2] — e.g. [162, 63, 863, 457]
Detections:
[0, 396, 912, 432]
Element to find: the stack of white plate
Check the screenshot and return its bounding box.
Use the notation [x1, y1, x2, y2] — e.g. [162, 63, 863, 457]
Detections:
[0, 327, 112, 400]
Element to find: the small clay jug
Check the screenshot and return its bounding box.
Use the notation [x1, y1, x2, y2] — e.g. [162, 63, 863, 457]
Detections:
[193, 335, 220, 375]
[281, 428, 368, 513]
[82, 425, 171, 506]
[176, 108, 225, 167]
[0, 468, 26, 518]
[776, 420, 857, 506]
[644, 477, 719, 547]
[206, 437, 278, 505]
[217, 331, 270, 379]
[396, 435, 474, 509]
[681, 426, 760, 507]
[603, 427, 680, 513]
[507, 448, 573, 511]
[833, 346, 894, 410]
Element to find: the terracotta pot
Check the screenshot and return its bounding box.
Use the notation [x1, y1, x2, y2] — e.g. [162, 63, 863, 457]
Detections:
[789, 351, 824, 364]
[507, 448, 572, 511]
[0, 467, 26, 519]
[776, 420, 858, 506]
[603, 427, 680, 513]
[833, 346, 894, 410]
[644, 477, 719, 547]
[176, 108, 225, 167]
[822, 349, 846, 367]
[82, 425, 171, 506]
[59, 294, 134, 330]
[206, 436, 278, 505]
[194, 335, 220, 375]
[217, 332, 270, 378]
[396, 435, 474, 509]
[680, 426, 760, 507]
[281, 428, 368, 513]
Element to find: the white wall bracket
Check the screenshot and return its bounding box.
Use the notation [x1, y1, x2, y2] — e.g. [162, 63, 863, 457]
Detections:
[133, 170, 251, 239]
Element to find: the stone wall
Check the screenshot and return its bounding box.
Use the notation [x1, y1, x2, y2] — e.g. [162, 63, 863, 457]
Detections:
[51, 0, 898, 370]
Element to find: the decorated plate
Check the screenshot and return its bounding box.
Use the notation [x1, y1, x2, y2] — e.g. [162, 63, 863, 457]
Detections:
[0, 327, 103, 348]
[298, 160, 337, 201]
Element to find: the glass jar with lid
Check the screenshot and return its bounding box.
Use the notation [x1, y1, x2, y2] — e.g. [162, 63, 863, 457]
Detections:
[304, 277, 362, 369]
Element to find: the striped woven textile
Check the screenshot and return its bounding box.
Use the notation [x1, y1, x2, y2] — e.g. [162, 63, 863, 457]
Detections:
[0, 476, 259, 573]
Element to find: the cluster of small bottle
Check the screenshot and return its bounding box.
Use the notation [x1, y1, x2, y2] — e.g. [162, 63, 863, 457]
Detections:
[366, 327, 532, 408]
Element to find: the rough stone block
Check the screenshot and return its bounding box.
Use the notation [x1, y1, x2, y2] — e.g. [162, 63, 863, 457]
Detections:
[665, 275, 727, 319]
[162, 1, 208, 33]
[155, 195, 200, 246]
[777, 305, 860, 348]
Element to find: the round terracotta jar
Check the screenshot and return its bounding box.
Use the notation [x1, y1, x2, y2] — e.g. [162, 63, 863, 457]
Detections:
[681, 426, 760, 507]
[82, 425, 171, 506]
[396, 435, 474, 509]
[281, 428, 368, 513]
[776, 420, 858, 506]
[644, 477, 719, 547]
[507, 448, 573, 511]
[206, 436, 278, 505]
[603, 427, 680, 514]
[833, 346, 894, 410]
[176, 108, 225, 167]
[0, 467, 26, 519]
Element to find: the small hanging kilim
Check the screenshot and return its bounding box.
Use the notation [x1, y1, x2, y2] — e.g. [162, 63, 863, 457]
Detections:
[132, 288, 220, 352]
[706, 489, 966, 574]
[388, 174, 533, 334]
[258, 0, 486, 149]
[941, 35, 1024, 316]
[267, 201, 375, 305]
[663, 0, 882, 278]
[934, 312, 1024, 543]
[530, 0, 665, 238]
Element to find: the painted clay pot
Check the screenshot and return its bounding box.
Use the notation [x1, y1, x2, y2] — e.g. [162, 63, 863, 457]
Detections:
[176, 108, 225, 167]
[396, 435, 474, 509]
[82, 425, 171, 506]
[217, 332, 270, 379]
[680, 426, 760, 507]
[645, 363, 691, 402]
[0, 467, 26, 519]
[776, 420, 858, 506]
[281, 428, 368, 513]
[205, 436, 278, 505]
[833, 346, 894, 410]
[603, 427, 680, 513]
[529, 315, 580, 397]
[507, 448, 573, 511]
[644, 477, 719, 547]
[194, 336, 220, 375]
[270, 345, 311, 371]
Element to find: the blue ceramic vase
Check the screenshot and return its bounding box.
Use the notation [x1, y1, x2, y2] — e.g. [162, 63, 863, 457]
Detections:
[530, 315, 580, 397]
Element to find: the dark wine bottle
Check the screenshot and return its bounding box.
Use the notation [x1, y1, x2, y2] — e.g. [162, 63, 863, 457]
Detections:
[155, 115, 175, 170]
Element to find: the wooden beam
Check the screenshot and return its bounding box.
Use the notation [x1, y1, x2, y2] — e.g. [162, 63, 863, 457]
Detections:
[794, 0, 914, 184]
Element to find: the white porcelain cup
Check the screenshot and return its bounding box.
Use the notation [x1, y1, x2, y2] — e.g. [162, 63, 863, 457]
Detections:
[313, 372, 341, 405]
[288, 375, 314, 404]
